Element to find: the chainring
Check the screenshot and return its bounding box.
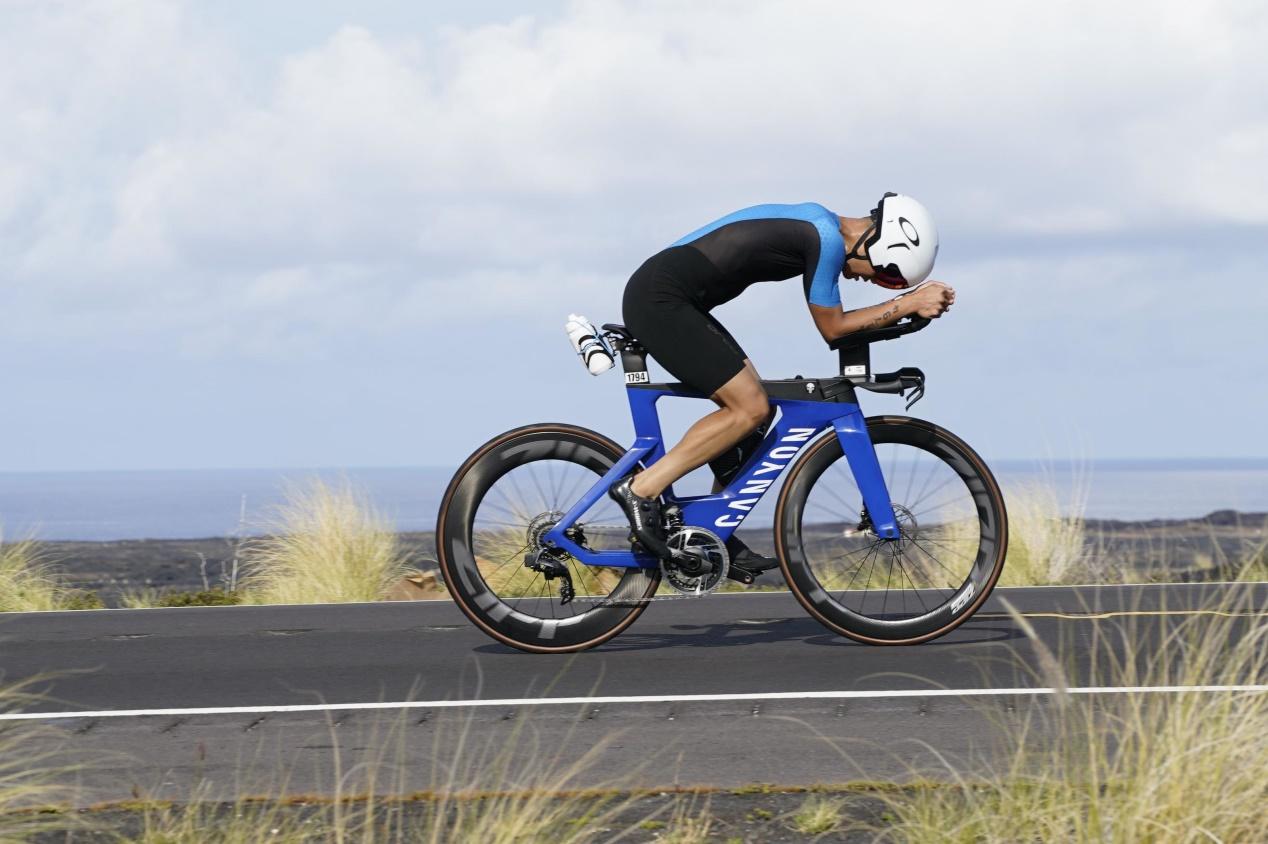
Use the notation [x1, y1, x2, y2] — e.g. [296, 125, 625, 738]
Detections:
[662, 526, 730, 596]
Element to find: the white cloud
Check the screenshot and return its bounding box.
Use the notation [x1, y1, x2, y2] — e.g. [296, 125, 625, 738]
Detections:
[5, 3, 1266, 273]
[0, 0, 1265, 468]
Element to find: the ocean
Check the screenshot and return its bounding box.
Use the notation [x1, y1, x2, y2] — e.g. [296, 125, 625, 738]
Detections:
[1, 460, 1266, 542]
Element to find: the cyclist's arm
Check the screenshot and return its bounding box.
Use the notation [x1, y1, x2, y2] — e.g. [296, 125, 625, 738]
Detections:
[807, 297, 915, 343]
[808, 282, 955, 343]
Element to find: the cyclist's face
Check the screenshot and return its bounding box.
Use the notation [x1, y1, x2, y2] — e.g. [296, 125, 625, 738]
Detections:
[842, 254, 875, 281]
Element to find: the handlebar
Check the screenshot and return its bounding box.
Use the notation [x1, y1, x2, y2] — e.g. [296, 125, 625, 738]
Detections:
[831, 315, 932, 402]
[827, 315, 932, 351]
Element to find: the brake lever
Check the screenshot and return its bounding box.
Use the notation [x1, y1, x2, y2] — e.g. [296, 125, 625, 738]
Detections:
[904, 379, 925, 410]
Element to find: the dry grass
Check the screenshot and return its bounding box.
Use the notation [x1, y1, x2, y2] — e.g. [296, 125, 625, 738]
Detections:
[238, 479, 414, 605]
[130, 792, 319, 843]
[999, 471, 1092, 586]
[0, 532, 94, 612]
[1217, 515, 1268, 582]
[878, 593, 1268, 842]
[1237, 542, 1268, 581]
[120, 698, 657, 843]
[0, 678, 91, 840]
[116, 586, 166, 610]
[656, 795, 714, 844]
[791, 793, 845, 835]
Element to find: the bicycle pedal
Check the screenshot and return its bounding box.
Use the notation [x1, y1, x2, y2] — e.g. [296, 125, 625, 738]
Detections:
[725, 566, 756, 585]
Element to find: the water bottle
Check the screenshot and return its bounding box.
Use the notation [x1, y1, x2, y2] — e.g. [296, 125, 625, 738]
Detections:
[565, 313, 614, 375]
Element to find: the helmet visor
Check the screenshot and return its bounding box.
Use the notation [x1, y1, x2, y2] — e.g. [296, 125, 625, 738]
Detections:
[872, 266, 909, 289]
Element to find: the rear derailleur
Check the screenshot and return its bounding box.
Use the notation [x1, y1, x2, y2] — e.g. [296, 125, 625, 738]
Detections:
[524, 518, 590, 605]
[524, 547, 575, 605]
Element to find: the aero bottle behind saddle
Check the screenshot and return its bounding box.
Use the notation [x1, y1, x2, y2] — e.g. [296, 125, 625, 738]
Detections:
[565, 313, 615, 375]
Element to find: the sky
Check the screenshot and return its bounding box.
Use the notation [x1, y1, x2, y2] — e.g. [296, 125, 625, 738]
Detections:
[1, 0, 1266, 472]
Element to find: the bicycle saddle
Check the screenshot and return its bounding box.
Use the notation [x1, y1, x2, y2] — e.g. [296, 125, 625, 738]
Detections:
[601, 323, 635, 343]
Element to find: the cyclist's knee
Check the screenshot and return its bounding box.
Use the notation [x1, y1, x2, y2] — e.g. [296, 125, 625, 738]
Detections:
[714, 367, 768, 431]
[733, 392, 769, 432]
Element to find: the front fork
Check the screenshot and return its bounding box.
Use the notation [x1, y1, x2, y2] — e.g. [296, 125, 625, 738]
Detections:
[833, 410, 901, 540]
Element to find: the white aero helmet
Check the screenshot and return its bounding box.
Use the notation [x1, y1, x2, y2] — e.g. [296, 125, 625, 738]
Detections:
[851, 192, 939, 289]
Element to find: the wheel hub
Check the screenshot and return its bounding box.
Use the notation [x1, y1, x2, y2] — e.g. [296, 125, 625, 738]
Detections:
[844, 504, 918, 543]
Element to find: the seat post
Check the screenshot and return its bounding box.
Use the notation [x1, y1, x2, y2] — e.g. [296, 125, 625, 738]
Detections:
[611, 334, 650, 385]
[619, 345, 649, 380]
[600, 324, 650, 384]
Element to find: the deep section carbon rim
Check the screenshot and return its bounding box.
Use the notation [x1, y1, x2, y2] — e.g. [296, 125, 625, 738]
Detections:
[437, 425, 659, 653]
[778, 418, 1007, 643]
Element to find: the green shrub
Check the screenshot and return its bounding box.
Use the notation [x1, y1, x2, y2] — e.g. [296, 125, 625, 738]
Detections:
[60, 589, 106, 610]
[157, 588, 241, 607]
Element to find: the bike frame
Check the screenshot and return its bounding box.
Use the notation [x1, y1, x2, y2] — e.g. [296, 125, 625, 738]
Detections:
[540, 383, 900, 568]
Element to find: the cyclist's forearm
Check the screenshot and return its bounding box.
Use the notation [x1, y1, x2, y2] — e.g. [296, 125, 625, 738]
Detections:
[831, 295, 912, 339]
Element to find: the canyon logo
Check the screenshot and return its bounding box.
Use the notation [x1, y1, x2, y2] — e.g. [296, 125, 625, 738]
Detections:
[714, 427, 816, 528]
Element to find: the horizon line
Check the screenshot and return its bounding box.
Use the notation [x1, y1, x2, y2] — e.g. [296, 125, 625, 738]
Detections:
[4, 456, 1268, 476]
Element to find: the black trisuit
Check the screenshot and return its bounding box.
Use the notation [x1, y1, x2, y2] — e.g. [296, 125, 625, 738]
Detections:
[622, 202, 847, 395]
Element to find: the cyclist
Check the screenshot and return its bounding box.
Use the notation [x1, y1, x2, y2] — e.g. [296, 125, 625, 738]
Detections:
[610, 194, 954, 572]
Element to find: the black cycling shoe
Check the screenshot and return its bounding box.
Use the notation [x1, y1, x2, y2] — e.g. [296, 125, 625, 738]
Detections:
[725, 535, 780, 572]
[608, 476, 671, 559]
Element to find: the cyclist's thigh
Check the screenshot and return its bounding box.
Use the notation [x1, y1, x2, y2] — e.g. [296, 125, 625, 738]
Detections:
[702, 311, 749, 364]
[623, 251, 746, 397]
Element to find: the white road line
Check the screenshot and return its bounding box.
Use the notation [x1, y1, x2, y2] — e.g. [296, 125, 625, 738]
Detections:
[4, 684, 1266, 723]
[5, 581, 1264, 615]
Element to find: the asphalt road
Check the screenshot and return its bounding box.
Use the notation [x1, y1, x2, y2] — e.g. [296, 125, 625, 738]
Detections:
[1, 583, 1265, 804]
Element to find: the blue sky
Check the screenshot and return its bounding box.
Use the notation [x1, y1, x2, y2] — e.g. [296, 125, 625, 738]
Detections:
[1, 0, 1265, 472]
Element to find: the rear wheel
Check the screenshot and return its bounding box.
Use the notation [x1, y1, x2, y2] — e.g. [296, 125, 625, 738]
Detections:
[775, 416, 1007, 644]
[436, 424, 659, 653]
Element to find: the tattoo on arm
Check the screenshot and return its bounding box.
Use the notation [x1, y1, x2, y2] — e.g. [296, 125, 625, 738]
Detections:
[860, 302, 899, 331]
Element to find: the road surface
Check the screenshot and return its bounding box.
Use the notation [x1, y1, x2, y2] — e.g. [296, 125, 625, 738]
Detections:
[1, 583, 1264, 803]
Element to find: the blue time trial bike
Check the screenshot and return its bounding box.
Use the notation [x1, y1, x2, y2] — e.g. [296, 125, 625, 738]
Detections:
[437, 316, 1008, 653]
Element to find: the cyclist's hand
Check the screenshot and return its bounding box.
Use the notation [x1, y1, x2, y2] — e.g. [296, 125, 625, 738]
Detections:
[905, 281, 955, 318]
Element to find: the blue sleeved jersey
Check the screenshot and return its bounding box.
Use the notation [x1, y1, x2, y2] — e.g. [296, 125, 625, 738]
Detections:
[669, 202, 846, 308]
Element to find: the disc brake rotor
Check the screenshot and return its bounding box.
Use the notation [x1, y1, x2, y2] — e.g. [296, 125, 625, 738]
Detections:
[525, 510, 565, 548]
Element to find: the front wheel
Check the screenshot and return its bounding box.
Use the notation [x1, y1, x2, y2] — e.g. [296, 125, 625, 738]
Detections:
[775, 416, 1008, 645]
[436, 424, 660, 653]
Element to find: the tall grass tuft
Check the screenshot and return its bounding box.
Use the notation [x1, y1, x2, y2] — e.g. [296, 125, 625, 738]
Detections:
[1214, 513, 1268, 582]
[239, 479, 413, 605]
[0, 532, 75, 612]
[791, 793, 845, 836]
[1237, 536, 1268, 581]
[0, 678, 89, 839]
[1000, 469, 1092, 586]
[130, 791, 318, 843]
[879, 594, 1268, 842]
[126, 700, 656, 842]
